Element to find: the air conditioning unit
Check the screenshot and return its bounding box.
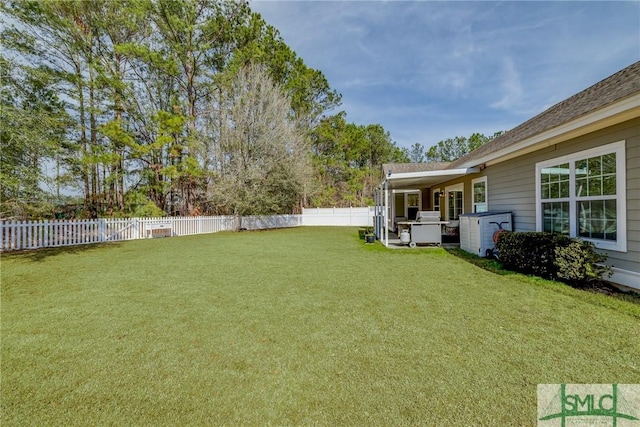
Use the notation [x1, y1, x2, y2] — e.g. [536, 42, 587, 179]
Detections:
[459, 212, 512, 257]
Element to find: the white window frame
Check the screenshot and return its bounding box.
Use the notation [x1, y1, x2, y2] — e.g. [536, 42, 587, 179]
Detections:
[406, 191, 421, 220]
[445, 183, 464, 220]
[472, 176, 488, 213]
[393, 189, 422, 220]
[535, 140, 626, 252]
[432, 187, 441, 213]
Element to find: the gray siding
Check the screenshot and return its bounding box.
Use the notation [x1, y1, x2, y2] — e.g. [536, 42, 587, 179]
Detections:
[417, 117, 639, 282]
[484, 118, 640, 277]
[625, 125, 640, 273]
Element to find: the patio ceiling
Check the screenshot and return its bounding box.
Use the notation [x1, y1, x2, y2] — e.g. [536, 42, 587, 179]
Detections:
[383, 168, 478, 189]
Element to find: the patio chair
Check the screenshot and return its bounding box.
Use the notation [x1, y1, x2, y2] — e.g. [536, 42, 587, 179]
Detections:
[443, 220, 459, 237]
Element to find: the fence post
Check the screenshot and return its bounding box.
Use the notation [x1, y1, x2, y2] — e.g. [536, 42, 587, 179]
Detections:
[99, 219, 106, 243]
[43, 220, 49, 248]
[10, 220, 15, 250]
[20, 221, 26, 250]
[8, 221, 13, 250]
[2, 221, 6, 251]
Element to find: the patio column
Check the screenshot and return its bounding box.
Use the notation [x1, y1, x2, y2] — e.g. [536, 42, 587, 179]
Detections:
[384, 179, 389, 246]
[374, 187, 379, 239]
[377, 185, 383, 240]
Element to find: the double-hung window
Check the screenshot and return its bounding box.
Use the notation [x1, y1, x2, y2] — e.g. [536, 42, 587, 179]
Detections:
[536, 141, 626, 252]
[472, 177, 488, 213]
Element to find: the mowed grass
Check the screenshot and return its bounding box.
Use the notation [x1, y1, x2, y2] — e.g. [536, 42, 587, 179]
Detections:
[2, 227, 639, 426]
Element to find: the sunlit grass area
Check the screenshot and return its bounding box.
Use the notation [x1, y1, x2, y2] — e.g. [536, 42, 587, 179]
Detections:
[2, 227, 639, 426]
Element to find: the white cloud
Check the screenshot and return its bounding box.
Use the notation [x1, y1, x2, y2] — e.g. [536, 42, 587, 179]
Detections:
[250, 0, 640, 149]
[490, 58, 523, 111]
[443, 71, 469, 92]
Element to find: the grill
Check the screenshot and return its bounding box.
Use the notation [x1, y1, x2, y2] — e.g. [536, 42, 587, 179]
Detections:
[416, 211, 441, 222]
[398, 211, 449, 247]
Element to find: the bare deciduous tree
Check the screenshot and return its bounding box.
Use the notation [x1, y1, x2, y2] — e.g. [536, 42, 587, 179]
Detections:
[208, 64, 312, 225]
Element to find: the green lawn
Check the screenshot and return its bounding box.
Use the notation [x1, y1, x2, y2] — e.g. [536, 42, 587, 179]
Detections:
[2, 227, 639, 426]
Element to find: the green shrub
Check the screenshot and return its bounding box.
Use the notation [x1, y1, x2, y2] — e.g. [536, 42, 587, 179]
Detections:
[496, 231, 571, 279]
[496, 231, 611, 287]
[125, 191, 166, 217]
[555, 240, 612, 286]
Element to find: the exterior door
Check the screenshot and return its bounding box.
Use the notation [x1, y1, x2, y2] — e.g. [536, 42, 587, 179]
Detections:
[445, 184, 463, 220]
[407, 192, 420, 220]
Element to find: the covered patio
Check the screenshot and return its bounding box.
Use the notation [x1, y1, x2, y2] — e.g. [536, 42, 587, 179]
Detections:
[381, 229, 462, 249]
[373, 163, 480, 247]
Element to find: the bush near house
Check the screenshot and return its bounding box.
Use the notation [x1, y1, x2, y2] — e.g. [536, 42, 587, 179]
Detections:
[554, 239, 612, 286]
[496, 232, 611, 287]
[496, 232, 570, 279]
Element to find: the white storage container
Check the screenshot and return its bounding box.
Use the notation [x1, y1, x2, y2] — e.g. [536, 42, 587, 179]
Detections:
[459, 212, 512, 257]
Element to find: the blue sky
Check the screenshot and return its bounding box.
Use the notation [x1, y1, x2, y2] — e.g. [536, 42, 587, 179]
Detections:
[250, 1, 640, 150]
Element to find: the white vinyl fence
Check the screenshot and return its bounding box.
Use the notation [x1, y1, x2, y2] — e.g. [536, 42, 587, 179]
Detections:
[301, 207, 373, 226]
[1, 208, 371, 252]
[1, 215, 286, 252]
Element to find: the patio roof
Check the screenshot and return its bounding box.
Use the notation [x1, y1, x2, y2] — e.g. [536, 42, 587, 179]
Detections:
[383, 167, 479, 189]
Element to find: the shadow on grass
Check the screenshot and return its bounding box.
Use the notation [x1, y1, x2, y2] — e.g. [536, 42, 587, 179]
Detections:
[445, 247, 640, 306]
[444, 247, 514, 276]
[2, 242, 122, 263]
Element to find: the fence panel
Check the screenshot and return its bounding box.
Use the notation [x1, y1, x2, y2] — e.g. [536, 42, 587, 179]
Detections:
[1, 216, 237, 251]
[104, 218, 138, 241]
[242, 215, 302, 230]
[1, 208, 372, 252]
[1, 219, 98, 251]
[301, 207, 373, 227]
[135, 216, 236, 238]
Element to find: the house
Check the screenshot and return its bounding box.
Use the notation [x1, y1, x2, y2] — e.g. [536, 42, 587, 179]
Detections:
[375, 61, 640, 290]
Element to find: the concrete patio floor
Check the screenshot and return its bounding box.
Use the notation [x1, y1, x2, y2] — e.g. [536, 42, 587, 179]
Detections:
[379, 231, 460, 249]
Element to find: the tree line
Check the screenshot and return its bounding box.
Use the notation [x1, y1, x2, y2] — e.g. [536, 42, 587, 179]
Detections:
[406, 132, 504, 163]
[1, 0, 497, 220]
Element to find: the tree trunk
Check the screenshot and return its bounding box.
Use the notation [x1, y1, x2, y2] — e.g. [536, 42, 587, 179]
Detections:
[75, 60, 91, 215]
[89, 65, 99, 217]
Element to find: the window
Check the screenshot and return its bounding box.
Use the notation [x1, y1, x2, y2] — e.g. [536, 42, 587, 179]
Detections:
[472, 177, 487, 213]
[536, 141, 626, 251]
[576, 153, 617, 241]
[394, 190, 421, 221]
[540, 163, 570, 234]
[407, 193, 419, 207]
[407, 192, 420, 220]
[432, 188, 440, 213]
[446, 184, 463, 220]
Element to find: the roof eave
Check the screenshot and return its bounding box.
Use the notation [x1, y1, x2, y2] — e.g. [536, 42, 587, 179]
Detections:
[386, 168, 476, 180]
[456, 92, 640, 169]
[381, 167, 480, 189]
